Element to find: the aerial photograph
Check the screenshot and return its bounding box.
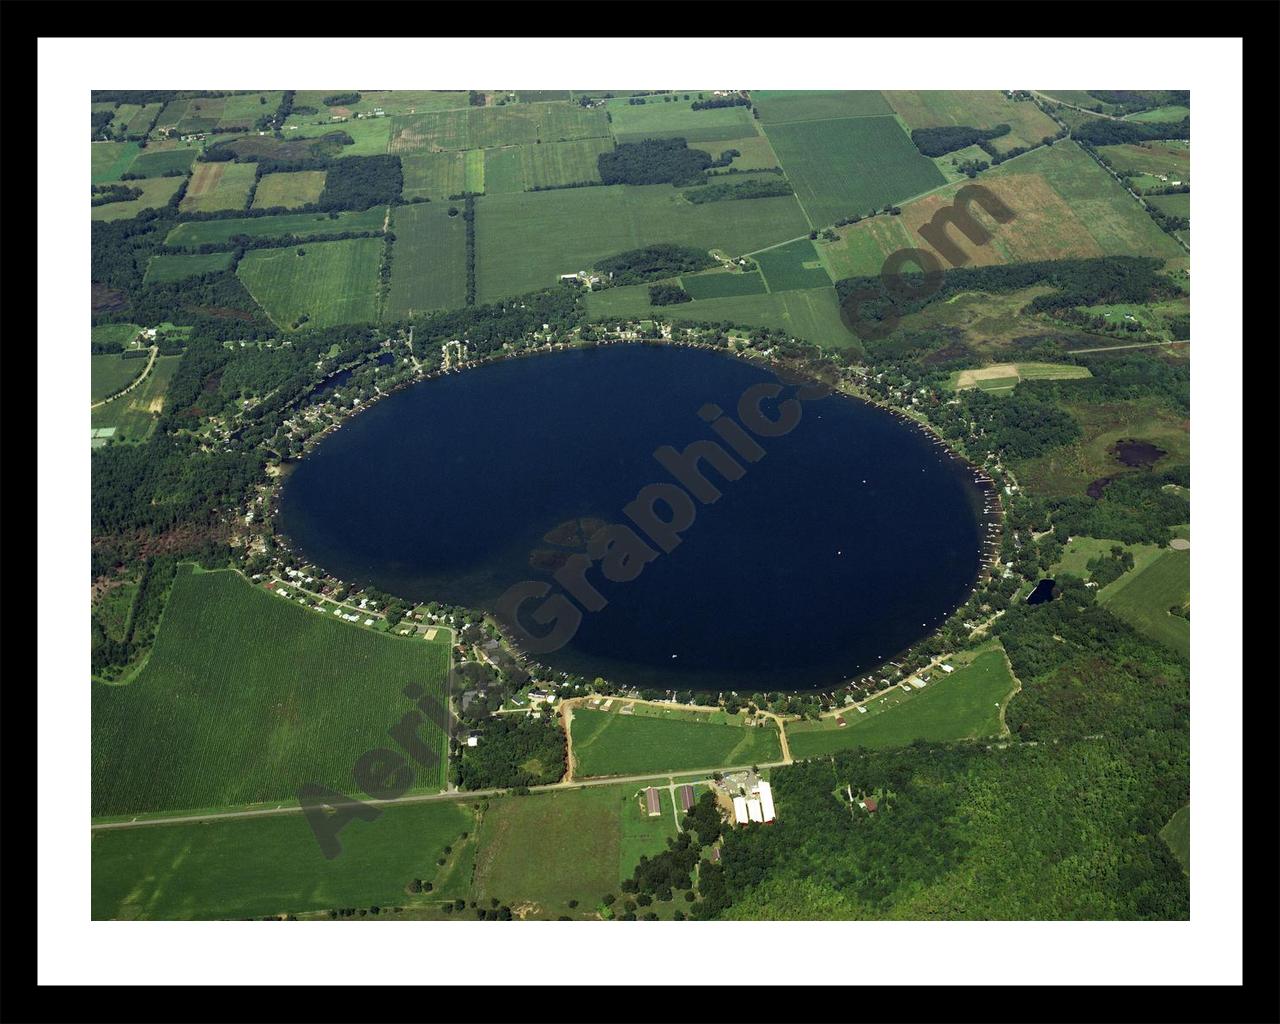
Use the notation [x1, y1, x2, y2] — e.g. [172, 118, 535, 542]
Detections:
[80, 83, 1201, 927]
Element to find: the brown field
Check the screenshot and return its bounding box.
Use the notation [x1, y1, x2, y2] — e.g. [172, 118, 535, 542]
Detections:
[884, 91, 1060, 153]
[184, 161, 226, 199]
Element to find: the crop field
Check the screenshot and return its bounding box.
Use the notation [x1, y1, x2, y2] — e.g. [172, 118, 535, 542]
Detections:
[786, 645, 1016, 759]
[482, 147, 524, 194]
[252, 170, 327, 210]
[389, 103, 609, 154]
[90, 176, 185, 221]
[1159, 804, 1190, 874]
[176, 96, 224, 133]
[179, 161, 257, 213]
[125, 102, 164, 135]
[605, 95, 755, 143]
[293, 90, 470, 119]
[91, 800, 473, 920]
[91, 566, 452, 817]
[153, 99, 188, 130]
[143, 251, 235, 284]
[883, 90, 1061, 153]
[751, 90, 892, 124]
[1096, 141, 1189, 180]
[1012, 396, 1190, 499]
[127, 147, 198, 178]
[471, 784, 678, 918]
[817, 214, 917, 280]
[519, 137, 612, 188]
[107, 103, 141, 133]
[91, 355, 146, 403]
[700, 134, 780, 171]
[762, 115, 946, 228]
[755, 238, 833, 292]
[1146, 193, 1190, 218]
[585, 282, 856, 351]
[91, 141, 141, 184]
[402, 151, 471, 199]
[217, 91, 283, 127]
[238, 237, 384, 330]
[474, 184, 809, 302]
[949, 362, 1093, 391]
[680, 270, 768, 299]
[570, 707, 781, 777]
[1099, 548, 1190, 658]
[166, 206, 386, 247]
[385, 203, 468, 318]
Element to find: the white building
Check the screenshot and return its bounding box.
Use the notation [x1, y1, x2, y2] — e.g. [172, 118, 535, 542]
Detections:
[733, 796, 749, 825]
[747, 798, 763, 823]
[757, 780, 776, 823]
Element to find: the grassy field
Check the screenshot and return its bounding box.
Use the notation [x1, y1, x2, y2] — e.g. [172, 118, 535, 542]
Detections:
[1125, 105, 1190, 123]
[92, 566, 452, 817]
[948, 362, 1093, 391]
[292, 90, 471, 120]
[1099, 548, 1190, 658]
[385, 203, 468, 318]
[763, 115, 946, 228]
[605, 95, 755, 143]
[752, 90, 891, 123]
[402, 151, 471, 199]
[475, 184, 809, 303]
[91, 141, 141, 184]
[518, 137, 613, 188]
[127, 147, 198, 178]
[238, 237, 384, 330]
[570, 707, 781, 777]
[884, 90, 1061, 153]
[91, 355, 181, 443]
[1159, 803, 1190, 874]
[177, 96, 225, 133]
[253, 170, 327, 210]
[287, 117, 393, 156]
[786, 644, 1016, 759]
[90, 355, 146, 402]
[1052, 536, 1166, 583]
[1146, 193, 1190, 218]
[755, 237, 833, 291]
[482, 147, 524, 194]
[389, 103, 609, 154]
[91, 800, 473, 920]
[218, 91, 284, 127]
[471, 783, 678, 918]
[700, 134, 781, 171]
[166, 207, 386, 247]
[179, 161, 257, 213]
[92, 322, 143, 347]
[585, 282, 856, 350]
[680, 269, 768, 299]
[143, 251, 235, 284]
[91, 176, 185, 221]
[1096, 141, 1189, 181]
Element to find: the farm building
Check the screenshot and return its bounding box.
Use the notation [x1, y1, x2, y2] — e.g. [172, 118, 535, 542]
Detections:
[940, 664, 955, 674]
[747, 798, 763, 823]
[644, 787, 661, 817]
[733, 795, 749, 825]
[679, 784, 695, 812]
[861, 796, 879, 813]
[757, 780, 776, 824]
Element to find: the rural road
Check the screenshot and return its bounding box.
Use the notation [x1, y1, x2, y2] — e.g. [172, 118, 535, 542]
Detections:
[90, 345, 158, 409]
[1067, 339, 1190, 355]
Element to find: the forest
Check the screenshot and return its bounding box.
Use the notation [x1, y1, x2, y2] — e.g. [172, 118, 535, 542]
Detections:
[682, 178, 793, 204]
[594, 244, 717, 285]
[910, 123, 1010, 157]
[453, 714, 566, 790]
[596, 138, 728, 187]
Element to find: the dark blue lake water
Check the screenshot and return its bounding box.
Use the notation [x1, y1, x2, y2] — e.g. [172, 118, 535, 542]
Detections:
[278, 344, 987, 692]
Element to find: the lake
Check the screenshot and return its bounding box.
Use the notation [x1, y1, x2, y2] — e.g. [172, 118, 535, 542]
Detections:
[278, 344, 988, 692]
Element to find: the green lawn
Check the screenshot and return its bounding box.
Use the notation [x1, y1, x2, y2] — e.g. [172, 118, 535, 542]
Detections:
[92, 800, 473, 920]
[92, 566, 452, 817]
[763, 114, 946, 228]
[386, 203, 468, 318]
[1099, 548, 1190, 658]
[786, 645, 1017, 758]
[237, 237, 384, 330]
[143, 251, 235, 284]
[475, 184, 809, 303]
[166, 207, 386, 247]
[570, 707, 781, 777]
[90, 355, 146, 402]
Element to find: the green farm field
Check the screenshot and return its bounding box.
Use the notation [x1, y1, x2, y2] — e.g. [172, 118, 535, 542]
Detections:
[763, 115, 946, 228]
[180, 161, 257, 213]
[253, 170, 327, 210]
[143, 251, 235, 284]
[884, 90, 1061, 153]
[475, 184, 809, 303]
[218, 91, 284, 126]
[605, 95, 755, 143]
[127, 147, 197, 178]
[92, 800, 473, 920]
[90, 355, 146, 403]
[402, 151, 481, 200]
[755, 237, 833, 292]
[1096, 141, 1189, 180]
[91, 566, 452, 817]
[237, 237, 384, 330]
[680, 269, 768, 299]
[166, 207, 386, 247]
[91, 141, 141, 184]
[585, 282, 856, 350]
[390, 103, 609, 154]
[570, 707, 781, 777]
[287, 117, 392, 156]
[1099, 548, 1190, 658]
[292, 90, 470, 119]
[1125, 105, 1190, 123]
[1146, 193, 1190, 218]
[786, 644, 1017, 759]
[91, 176, 185, 221]
[752, 90, 892, 123]
[701, 134, 781, 171]
[90, 355, 181, 443]
[386, 203, 468, 318]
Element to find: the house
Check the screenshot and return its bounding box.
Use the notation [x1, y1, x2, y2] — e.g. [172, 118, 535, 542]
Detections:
[644, 787, 662, 817]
